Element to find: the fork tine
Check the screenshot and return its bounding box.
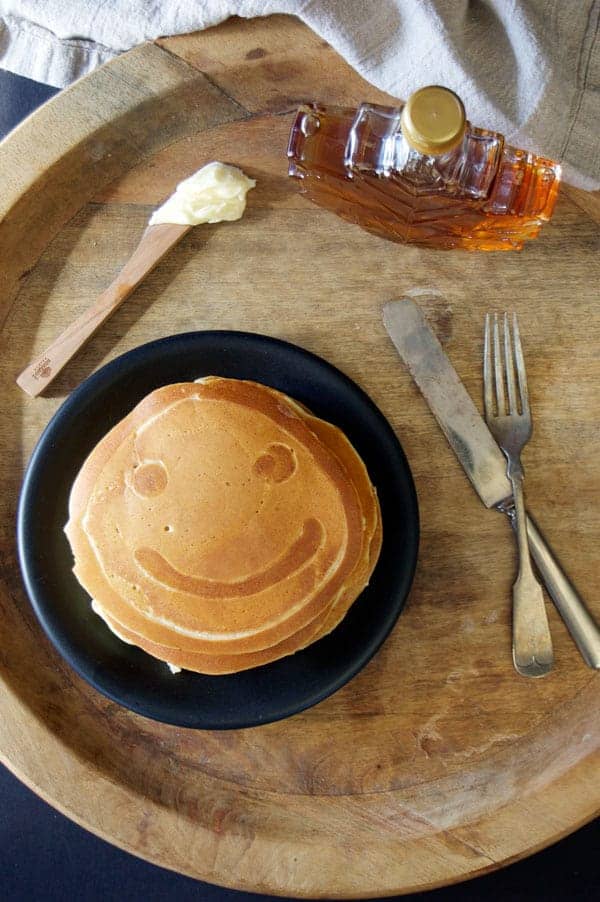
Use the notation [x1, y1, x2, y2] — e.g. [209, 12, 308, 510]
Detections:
[483, 313, 494, 417]
[503, 312, 518, 414]
[493, 313, 506, 415]
[512, 312, 530, 416]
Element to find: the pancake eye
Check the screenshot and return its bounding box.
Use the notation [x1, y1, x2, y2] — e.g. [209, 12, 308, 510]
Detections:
[131, 461, 168, 497]
[253, 443, 296, 483]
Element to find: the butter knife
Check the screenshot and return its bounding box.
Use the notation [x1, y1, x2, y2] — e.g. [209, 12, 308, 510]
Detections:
[383, 297, 600, 669]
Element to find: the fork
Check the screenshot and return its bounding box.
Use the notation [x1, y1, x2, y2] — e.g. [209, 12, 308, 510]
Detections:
[484, 312, 554, 677]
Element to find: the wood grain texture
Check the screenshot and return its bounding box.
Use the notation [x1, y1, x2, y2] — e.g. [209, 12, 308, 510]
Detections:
[157, 15, 399, 114]
[16, 223, 190, 396]
[0, 15, 599, 898]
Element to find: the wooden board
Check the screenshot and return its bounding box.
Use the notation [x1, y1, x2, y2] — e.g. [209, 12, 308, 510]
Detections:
[0, 14, 599, 898]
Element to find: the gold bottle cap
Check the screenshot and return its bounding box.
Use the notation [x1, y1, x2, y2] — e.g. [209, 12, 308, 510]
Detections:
[401, 85, 466, 156]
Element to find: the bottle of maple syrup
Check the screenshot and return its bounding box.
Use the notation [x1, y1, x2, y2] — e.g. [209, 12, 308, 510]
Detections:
[287, 86, 561, 251]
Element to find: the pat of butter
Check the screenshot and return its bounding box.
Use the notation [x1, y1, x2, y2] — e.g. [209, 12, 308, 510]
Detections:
[149, 162, 255, 226]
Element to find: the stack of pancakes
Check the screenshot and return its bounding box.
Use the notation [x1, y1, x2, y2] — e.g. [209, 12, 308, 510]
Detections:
[65, 377, 382, 674]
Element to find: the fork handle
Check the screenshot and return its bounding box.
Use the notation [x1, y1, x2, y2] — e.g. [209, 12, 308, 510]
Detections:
[507, 464, 554, 676]
[518, 512, 600, 669]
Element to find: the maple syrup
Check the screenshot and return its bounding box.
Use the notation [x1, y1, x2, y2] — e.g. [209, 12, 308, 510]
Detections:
[287, 86, 561, 251]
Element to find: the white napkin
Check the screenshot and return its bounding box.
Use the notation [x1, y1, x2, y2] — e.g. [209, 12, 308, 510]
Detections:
[0, 1, 598, 189]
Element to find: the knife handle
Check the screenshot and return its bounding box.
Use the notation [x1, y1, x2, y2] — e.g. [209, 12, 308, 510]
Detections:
[504, 509, 600, 668]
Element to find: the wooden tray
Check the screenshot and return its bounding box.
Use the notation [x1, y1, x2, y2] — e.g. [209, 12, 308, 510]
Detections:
[1, 15, 598, 898]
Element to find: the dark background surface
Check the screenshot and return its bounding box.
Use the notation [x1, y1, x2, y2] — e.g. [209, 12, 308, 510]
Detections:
[1, 67, 598, 901]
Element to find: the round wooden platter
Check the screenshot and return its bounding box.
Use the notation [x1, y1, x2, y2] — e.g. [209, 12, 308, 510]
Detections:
[1, 14, 599, 899]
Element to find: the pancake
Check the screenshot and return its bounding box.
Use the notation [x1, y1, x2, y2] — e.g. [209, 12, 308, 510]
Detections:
[88, 395, 382, 674]
[67, 380, 365, 650]
[65, 378, 382, 673]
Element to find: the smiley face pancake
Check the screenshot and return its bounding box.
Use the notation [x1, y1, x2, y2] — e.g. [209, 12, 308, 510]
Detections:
[65, 378, 382, 674]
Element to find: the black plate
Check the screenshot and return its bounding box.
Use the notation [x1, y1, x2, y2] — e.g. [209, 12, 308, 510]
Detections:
[18, 332, 419, 729]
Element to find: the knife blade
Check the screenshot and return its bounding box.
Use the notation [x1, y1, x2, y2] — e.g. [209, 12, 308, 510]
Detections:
[384, 297, 511, 508]
[383, 296, 600, 669]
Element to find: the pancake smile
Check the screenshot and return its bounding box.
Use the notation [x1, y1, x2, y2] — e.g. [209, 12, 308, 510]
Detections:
[134, 518, 324, 597]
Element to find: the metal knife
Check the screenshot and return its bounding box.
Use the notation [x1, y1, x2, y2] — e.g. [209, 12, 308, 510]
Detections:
[383, 296, 600, 669]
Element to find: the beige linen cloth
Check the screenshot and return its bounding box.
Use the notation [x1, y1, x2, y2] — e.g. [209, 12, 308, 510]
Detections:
[0, 1, 598, 189]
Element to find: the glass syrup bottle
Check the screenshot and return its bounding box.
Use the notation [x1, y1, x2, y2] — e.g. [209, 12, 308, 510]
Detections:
[287, 86, 561, 251]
